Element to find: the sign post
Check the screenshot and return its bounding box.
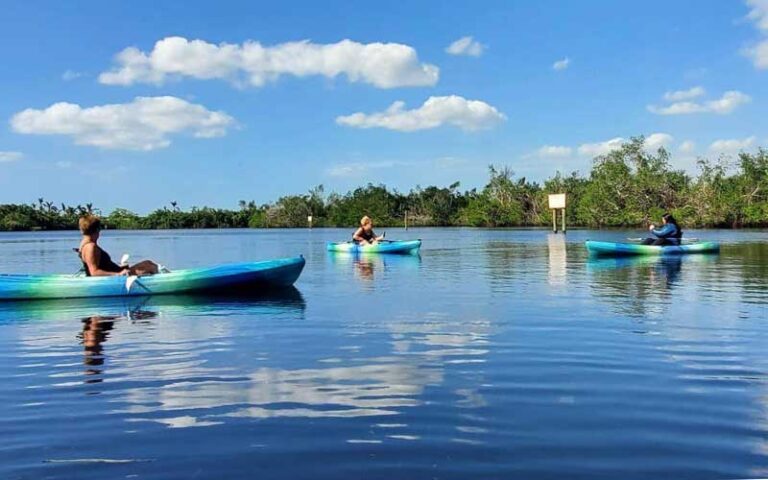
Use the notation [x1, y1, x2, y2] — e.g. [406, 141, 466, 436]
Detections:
[548, 194, 567, 233]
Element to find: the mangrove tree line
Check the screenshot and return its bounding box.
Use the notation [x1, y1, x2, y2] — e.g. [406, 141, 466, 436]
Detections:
[2, 138, 766, 231]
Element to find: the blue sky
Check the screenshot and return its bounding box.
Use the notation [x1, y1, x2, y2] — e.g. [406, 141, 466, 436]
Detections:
[1, 0, 767, 212]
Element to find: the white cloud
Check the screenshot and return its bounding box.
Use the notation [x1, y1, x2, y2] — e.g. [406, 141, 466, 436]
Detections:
[577, 137, 625, 157]
[55, 160, 73, 168]
[11, 96, 235, 151]
[708, 136, 756, 154]
[552, 58, 570, 71]
[327, 163, 368, 177]
[647, 90, 751, 115]
[743, 1, 768, 68]
[542, 133, 672, 159]
[644, 133, 674, 151]
[433, 156, 469, 168]
[62, 70, 84, 81]
[663, 86, 705, 101]
[536, 145, 572, 158]
[744, 39, 768, 68]
[0, 151, 23, 163]
[327, 161, 397, 177]
[327, 156, 472, 178]
[336, 95, 506, 132]
[706, 91, 752, 113]
[544, 133, 672, 159]
[648, 101, 704, 115]
[747, 0, 768, 32]
[98, 36, 439, 89]
[678, 140, 696, 154]
[445, 36, 485, 57]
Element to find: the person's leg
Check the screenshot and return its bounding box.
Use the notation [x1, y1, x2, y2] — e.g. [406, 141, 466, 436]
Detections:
[641, 238, 655, 245]
[129, 260, 159, 276]
[652, 238, 667, 246]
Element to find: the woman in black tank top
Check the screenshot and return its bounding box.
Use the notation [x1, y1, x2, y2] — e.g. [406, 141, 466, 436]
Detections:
[79, 243, 124, 276]
[78, 215, 161, 277]
[352, 215, 385, 245]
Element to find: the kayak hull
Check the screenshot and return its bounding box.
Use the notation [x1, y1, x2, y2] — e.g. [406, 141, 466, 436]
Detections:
[327, 240, 421, 254]
[585, 240, 720, 257]
[0, 256, 305, 301]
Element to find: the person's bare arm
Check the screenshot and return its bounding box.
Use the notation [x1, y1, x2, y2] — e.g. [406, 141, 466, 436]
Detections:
[81, 243, 127, 277]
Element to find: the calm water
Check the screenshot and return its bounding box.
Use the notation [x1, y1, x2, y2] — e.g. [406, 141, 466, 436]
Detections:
[1, 228, 767, 480]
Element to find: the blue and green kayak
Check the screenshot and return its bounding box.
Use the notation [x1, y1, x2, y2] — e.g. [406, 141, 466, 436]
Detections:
[327, 240, 421, 254]
[0, 256, 305, 301]
[585, 240, 720, 257]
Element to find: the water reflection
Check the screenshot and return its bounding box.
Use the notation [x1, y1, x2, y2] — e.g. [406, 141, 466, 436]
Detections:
[355, 255, 378, 283]
[11, 291, 306, 393]
[586, 255, 716, 317]
[118, 309, 489, 436]
[0, 288, 306, 325]
[79, 309, 158, 384]
[483, 241, 546, 293]
[328, 252, 421, 288]
[547, 234, 567, 286]
[80, 315, 115, 382]
[11, 298, 492, 445]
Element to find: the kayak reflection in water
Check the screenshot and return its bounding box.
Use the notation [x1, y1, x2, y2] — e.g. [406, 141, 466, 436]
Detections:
[352, 216, 385, 245]
[641, 213, 683, 246]
[78, 214, 162, 277]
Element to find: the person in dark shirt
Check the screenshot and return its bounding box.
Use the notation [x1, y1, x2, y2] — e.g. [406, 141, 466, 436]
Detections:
[352, 216, 385, 245]
[641, 213, 683, 246]
[78, 215, 160, 276]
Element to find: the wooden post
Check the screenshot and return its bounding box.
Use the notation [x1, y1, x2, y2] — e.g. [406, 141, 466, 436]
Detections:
[552, 209, 557, 233]
[561, 208, 566, 233]
[405, 210, 408, 231]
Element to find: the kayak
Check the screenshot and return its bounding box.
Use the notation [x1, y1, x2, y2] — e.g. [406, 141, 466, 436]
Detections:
[327, 240, 421, 254]
[585, 240, 720, 257]
[0, 256, 305, 301]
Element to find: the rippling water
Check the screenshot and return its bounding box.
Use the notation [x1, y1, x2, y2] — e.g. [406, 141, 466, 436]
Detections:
[0, 228, 766, 479]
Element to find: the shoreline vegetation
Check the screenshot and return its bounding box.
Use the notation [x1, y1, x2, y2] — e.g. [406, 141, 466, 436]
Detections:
[2, 138, 767, 232]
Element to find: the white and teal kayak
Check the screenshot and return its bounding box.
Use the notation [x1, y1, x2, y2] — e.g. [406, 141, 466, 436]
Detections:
[327, 240, 421, 254]
[0, 256, 305, 301]
[586, 240, 720, 257]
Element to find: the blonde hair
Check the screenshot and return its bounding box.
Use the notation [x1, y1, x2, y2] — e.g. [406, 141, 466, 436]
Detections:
[360, 216, 372, 227]
[79, 215, 102, 235]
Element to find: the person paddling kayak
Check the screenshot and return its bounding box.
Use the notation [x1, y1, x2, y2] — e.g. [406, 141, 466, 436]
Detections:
[641, 213, 683, 246]
[352, 216, 385, 245]
[78, 215, 161, 277]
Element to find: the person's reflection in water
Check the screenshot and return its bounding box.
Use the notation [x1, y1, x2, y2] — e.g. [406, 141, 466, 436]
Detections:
[79, 315, 117, 384]
[653, 257, 683, 290]
[586, 256, 686, 317]
[355, 256, 375, 282]
[78, 309, 158, 385]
